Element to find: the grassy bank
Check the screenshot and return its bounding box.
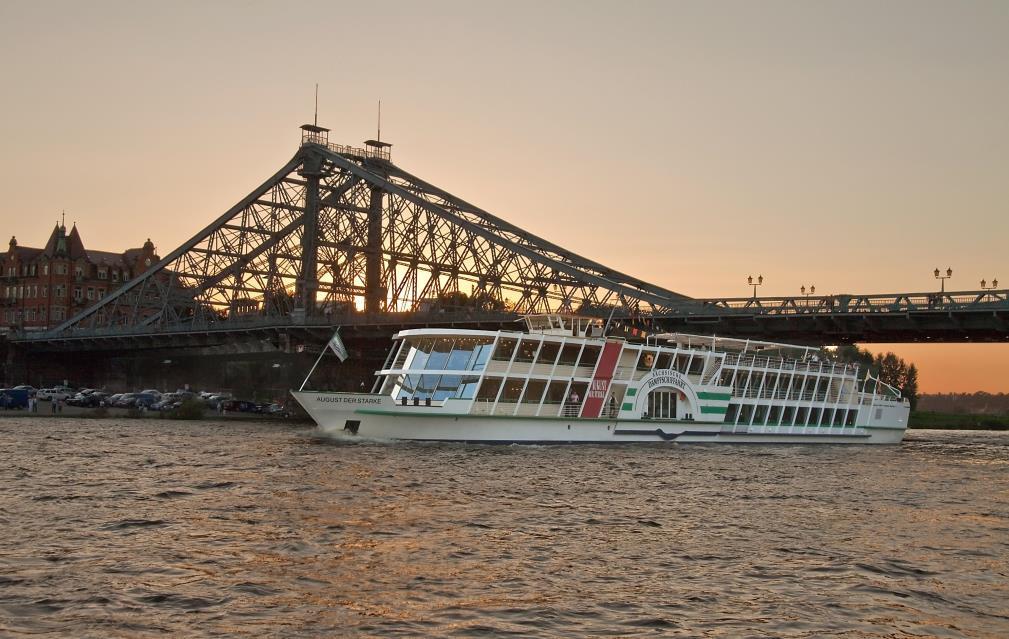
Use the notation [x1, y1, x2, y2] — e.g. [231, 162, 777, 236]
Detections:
[910, 411, 1009, 430]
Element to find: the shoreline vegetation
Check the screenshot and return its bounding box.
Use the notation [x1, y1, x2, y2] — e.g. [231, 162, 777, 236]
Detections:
[909, 411, 1009, 431]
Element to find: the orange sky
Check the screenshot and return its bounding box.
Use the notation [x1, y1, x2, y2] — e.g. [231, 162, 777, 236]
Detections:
[0, 1, 1006, 393]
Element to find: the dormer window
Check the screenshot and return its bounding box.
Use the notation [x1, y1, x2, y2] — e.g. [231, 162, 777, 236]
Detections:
[98, 268, 107, 280]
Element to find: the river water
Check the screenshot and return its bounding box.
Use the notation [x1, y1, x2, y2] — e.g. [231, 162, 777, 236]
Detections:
[0, 418, 1006, 638]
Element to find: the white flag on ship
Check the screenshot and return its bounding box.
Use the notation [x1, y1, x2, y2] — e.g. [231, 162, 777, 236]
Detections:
[327, 330, 349, 362]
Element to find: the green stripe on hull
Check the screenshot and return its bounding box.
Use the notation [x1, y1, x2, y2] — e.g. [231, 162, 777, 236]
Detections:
[697, 391, 732, 401]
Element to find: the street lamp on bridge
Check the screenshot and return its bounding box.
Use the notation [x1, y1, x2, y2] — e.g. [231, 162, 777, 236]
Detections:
[747, 274, 763, 300]
[981, 277, 999, 291]
[934, 267, 952, 293]
[801, 284, 815, 307]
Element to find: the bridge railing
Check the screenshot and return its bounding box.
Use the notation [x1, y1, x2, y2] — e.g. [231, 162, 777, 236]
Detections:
[689, 289, 1009, 316]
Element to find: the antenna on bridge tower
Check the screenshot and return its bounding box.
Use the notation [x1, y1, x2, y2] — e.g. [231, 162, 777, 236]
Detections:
[314, 83, 319, 127]
[377, 100, 382, 143]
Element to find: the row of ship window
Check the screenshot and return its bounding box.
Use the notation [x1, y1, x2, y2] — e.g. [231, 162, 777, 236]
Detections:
[725, 403, 859, 427]
[392, 336, 713, 376]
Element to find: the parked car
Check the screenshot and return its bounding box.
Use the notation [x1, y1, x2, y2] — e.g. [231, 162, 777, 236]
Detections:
[1, 388, 30, 409]
[264, 403, 290, 417]
[103, 393, 124, 407]
[12, 385, 36, 397]
[37, 386, 74, 402]
[140, 389, 163, 399]
[222, 399, 259, 413]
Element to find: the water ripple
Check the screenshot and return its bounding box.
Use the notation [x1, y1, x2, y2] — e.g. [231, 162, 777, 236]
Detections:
[0, 419, 1006, 637]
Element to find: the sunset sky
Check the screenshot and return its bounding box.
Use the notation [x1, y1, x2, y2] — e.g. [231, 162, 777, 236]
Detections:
[1, 1, 1006, 393]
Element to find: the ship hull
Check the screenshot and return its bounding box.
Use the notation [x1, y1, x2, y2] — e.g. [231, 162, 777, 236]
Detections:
[291, 391, 906, 444]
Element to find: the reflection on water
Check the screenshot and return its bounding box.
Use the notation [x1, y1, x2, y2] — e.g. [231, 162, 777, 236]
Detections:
[1, 419, 1007, 637]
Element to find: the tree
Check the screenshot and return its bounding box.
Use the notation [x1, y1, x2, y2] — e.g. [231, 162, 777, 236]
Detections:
[901, 364, 919, 411]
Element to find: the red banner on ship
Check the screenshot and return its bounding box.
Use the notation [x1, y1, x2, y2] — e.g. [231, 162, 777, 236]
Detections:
[580, 340, 623, 418]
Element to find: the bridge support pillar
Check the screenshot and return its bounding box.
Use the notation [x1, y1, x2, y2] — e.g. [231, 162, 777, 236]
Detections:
[365, 185, 385, 313]
[297, 152, 324, 315]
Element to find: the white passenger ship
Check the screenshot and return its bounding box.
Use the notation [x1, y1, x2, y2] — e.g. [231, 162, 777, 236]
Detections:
[291, 315, 909, 444]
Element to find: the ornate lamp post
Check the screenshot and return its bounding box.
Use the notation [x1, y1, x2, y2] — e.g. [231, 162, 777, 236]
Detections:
[934, 267, 952, 293]
[801, 284, 815, 307]
[747, 274, 763, 300]
[980, 277, 998, 291]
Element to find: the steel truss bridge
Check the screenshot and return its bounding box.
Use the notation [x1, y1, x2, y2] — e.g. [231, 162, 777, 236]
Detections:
[10, 126, 1009, 351]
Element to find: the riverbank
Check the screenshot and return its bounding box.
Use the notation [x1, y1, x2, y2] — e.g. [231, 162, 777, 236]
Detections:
[909, 410, 1009, 430]
[0, 402, 307, 423]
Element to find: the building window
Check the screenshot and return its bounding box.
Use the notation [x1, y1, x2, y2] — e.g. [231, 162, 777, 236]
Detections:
[98, 288, 105, 299]
[75, 266, 84, 279]
[55, 285, 65, 298]
[42, 286, 47, 298]
[87, 287, 94, 300]
[98, 268, 107, 280]
[112, 271, 119, 282]
[29, 264, 36, 276]
[43, 264, 49, 275]
[73, 287, 82, 300]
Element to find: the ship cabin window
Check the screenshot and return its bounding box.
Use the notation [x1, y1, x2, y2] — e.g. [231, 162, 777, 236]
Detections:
[476, 377, 502, 401]
[646, 390, 677, 420]
[514, 338, 540, 363]
[637, 349, 658, 371]
[537, 341, 561, 367]
[688, 356, 704, 375]
[521, 380, 546, 405]
[577, 345, 601, 369]
[656, 352, 673, 370]
[724, 403, 739, 423]
[392, 373, 482, 401]
[544, 380, 569, 407]
[398, 336, 496, 375]
[492, 338, 518, 361]
[500, 378, 525, 402]
[558, 343, 582, 366]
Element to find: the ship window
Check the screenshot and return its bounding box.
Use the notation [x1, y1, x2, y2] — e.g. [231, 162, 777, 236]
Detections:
[470, 342, 494, 370]
[514, 338, 540, 363]
[403, 338, 434, 370]
[656, 352, 673, 370]
[456, 376, 481, 399]
[499, 378, 526, 402]
[688, 356, 704, 375]
[782, 406, 795, 425]
[558, 343, 581, 366]
[445, 337, 494, 371]
[724, 403, 739, 423]
[536, 341, 560, 367]
[492, 338, 517, 361]
[475, 377, 502, 401]
[768, 406, 781, 425]
[521, 380, 546, 405]
[637, 349, 657, 371]
[446, 341, 472, 370]
[433, 375, 460, 401]
[646, 389, 676, 419]
[415, 374, 440, 400]
[577, 345, 601, 369]
[543, 380, 569, 408]
[426, 338, 454, 370]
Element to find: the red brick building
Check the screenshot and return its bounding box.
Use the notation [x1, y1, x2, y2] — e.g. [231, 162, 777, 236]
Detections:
[1, 223, 159, 331]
